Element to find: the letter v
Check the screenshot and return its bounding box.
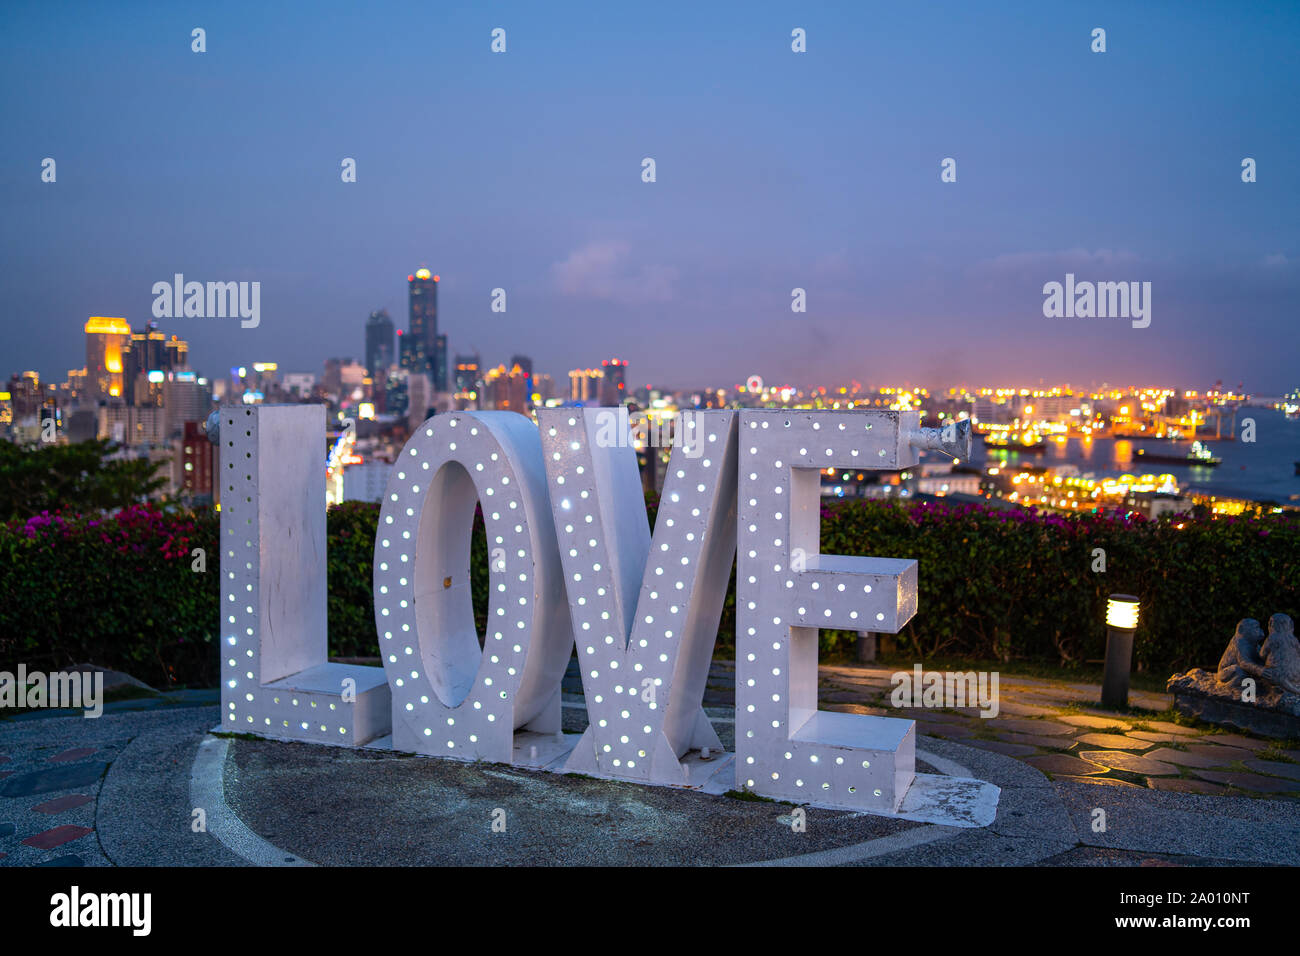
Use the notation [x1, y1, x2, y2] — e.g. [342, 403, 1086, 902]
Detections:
[538, 408, 738, 785]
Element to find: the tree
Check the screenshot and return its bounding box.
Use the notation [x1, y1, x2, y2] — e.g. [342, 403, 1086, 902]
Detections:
[0, 439, 167, 520]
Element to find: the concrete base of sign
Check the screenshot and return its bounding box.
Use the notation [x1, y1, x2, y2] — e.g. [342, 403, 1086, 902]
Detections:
[261, 663, 391, 746]
[343, 733, 996, 828]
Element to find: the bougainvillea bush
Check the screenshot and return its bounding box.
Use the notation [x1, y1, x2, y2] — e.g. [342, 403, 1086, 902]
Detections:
[0, 505, 218, 689]
[2, 497, 1296, 688]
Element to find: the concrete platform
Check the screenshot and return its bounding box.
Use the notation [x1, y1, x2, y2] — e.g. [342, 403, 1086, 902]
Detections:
[5, 691, 1300, 866]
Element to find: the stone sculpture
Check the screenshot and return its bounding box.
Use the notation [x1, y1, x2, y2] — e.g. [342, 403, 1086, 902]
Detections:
[1168, 613, 1300, 736]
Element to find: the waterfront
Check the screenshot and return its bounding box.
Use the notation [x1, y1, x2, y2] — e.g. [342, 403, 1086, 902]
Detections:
[975, 407, 1300, 504]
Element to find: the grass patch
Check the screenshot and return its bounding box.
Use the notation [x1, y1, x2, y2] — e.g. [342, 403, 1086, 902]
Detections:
[1259, 745, 1297, 763]
[722, 789, 794, 806]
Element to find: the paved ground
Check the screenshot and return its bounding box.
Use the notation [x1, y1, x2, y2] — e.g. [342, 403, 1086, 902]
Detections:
[811, 663, 1300, 797]
[2, 661, 1298, 866]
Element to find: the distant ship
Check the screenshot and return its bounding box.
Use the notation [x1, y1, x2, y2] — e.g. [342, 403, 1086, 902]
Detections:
[1135, 439, 1221, 468]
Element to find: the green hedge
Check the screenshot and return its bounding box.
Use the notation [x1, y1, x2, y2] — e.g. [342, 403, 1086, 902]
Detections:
[820, 498, 1299, 674]
[2, 497, 1296, 689]
[0, 506, 218, 688]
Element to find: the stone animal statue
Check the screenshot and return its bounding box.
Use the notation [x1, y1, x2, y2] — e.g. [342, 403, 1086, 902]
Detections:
[1214, 618, 1266, 689]
[1259, 613, 1300, 697]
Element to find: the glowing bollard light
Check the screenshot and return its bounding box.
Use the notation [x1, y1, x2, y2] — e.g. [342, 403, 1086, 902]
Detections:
[1101, 594, 1141, 709]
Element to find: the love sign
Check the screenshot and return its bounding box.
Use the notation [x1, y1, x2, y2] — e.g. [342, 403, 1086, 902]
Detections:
[215, 404, 970, 813]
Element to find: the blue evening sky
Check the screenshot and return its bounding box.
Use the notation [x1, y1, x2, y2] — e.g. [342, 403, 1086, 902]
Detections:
[1, 0, 1297, 393]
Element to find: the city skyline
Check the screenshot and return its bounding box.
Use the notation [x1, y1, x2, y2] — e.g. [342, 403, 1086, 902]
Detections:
[2, 1, 1297, 393]
[6, 300, 1289, 399]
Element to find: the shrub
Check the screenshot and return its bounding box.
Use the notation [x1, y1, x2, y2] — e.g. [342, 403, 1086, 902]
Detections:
[0, 439, 167, 521]
[0, 505, 218, 688]
[2, 496, 1295, 689]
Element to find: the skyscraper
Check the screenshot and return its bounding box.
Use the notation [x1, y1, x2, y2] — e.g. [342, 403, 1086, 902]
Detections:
[484, 364, 529, 414]
[569, 368, 603, 403]
[365, 309, 395, 377]
[406, 268, 447, 391]
[454, 353, 481, 393]
[163, 334, 188, 370]
[433, 332, 448, 393]
[510, 354, 533, 401]
[599, 358, 628, 406]
[125, 323, 165, 405]
[85, 317, 131, 402]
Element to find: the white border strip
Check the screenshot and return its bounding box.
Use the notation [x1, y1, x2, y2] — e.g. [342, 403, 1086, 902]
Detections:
[739, 820, 960, 867]
[190, 735, 315, 867]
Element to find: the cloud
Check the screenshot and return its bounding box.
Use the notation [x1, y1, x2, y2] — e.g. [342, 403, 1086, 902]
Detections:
[552, 240, 678, 305]
[1263, 252, 1289, 267]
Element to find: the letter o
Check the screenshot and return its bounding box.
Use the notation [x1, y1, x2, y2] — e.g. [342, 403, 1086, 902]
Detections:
[373, 411, 571, 761]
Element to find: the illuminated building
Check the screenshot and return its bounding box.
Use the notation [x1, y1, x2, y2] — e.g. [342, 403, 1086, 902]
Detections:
[600, 358, 627, 406]
[180, 420, 215, 502]
[484, 363, 530, 414]
[96, 404, 167, 445]
[125, 325, 165, 404]
[6, 371, 42, 419]
[569, 367, 603, 403]
[164, 372, 212, 437]
[164, 333, 187, 369]
[121, 323, 189, 405]
[405, 268, 447, 391]
[85, 317, 131, 402]
[454, 353, 481, 393]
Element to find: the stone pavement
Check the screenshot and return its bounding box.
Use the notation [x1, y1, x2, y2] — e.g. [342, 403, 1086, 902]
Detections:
[2, 662, 1299, 866]
[811, 663, 1300, 798]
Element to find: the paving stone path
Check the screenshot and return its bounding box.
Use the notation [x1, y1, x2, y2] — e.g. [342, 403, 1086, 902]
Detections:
[813, 663, 1300, 798]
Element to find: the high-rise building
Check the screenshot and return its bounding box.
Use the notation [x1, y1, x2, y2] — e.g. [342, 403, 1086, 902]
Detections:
[599, 358, 628, 406]
[397, 329, 415, 371]
[179, 420, 216, 502]
[407, 371, 434, 429]
[85, 317, 132, 402]
[126, 325, 165, 404]
[510, 354, 533, 400]
[483, 364, 530, 414]
[97, 404, 167, 445]
[569, 368, 603, 403]
[6, 371, 42, 419]
[163, 372, 212, 438]
[406, 268, 447, 390]
[432, 332, 448, 393]
[365, 309, 395, 377]
[386, 367, 410, 417]
[164, 334, 188, 370]
[454, 353, 481, 393]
